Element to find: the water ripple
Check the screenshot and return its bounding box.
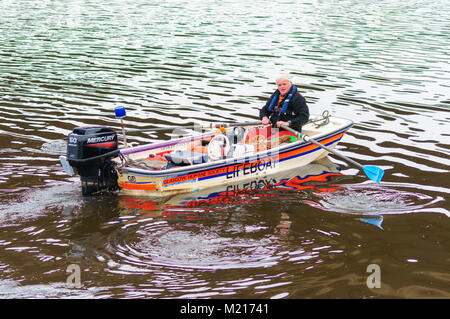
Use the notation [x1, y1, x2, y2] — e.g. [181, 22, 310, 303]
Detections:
[0, 0, 449, 299]
[307, 183, 448, 217]
[105, 219, 281, 272]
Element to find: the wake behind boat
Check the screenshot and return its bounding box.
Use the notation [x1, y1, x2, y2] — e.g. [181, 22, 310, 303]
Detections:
[60, 110, 354, 196]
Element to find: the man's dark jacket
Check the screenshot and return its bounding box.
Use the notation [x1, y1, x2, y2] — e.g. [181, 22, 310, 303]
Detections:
[259, 86, 310, 132]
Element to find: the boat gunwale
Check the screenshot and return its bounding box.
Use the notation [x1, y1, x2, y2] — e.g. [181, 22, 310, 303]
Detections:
[119, 118, 354, 177]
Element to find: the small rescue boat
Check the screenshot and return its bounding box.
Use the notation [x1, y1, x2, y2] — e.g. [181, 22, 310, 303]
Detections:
[60, 110, 354, 196]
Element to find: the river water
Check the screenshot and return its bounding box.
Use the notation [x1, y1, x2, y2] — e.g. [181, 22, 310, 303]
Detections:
[0, 0, 449, 299]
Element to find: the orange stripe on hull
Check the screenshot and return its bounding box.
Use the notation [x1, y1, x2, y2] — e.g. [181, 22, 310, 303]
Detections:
[278, 132, 344, 161]
[121, 182, 157, 190]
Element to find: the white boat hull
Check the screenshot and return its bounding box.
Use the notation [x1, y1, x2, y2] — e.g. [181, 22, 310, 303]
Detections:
[116, 116, 353, 197]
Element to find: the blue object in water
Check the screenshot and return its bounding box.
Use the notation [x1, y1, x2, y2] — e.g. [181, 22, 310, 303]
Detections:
[360, 215, 384, 230]
[115, 106, 126, 118]
[363, 165, 385, 183]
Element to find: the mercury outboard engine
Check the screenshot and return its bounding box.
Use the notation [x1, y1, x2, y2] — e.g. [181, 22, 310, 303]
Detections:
[65, 126, 120, 196]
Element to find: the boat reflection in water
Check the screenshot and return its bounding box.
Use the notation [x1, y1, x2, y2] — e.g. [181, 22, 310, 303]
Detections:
[117, 156, 383, 229]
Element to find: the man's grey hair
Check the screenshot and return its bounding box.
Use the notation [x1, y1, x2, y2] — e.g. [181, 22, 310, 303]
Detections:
[276, 74, 292, 84]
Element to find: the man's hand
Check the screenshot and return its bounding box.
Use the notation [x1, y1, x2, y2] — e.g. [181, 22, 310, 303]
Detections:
[276, 121, 290, 128]
[261, 117, 270, 125]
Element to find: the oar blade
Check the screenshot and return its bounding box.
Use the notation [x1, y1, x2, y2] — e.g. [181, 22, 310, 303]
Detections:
[363, 165, 385, 183]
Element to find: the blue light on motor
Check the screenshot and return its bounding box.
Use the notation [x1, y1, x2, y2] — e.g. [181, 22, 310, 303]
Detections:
[115, 106, 126, 118]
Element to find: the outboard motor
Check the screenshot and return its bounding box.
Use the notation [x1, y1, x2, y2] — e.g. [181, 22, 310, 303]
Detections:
[64, 126, 120, 196]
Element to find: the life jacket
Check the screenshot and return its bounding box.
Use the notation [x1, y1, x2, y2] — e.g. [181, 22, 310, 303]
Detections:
[268, 85, 297, 115]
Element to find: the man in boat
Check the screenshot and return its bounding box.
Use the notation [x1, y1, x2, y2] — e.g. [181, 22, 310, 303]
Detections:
[260, 74, 310, 132]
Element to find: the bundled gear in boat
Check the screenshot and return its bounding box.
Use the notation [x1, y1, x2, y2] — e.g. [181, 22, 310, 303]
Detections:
[188, 126, 246, 154]
[226, 126, 246, 144]
[188, 139, 210, 154]
[259, 84, 310, 132]
[135, 154, 168, 170]
[207, 134, 231, 161]
[164, 150, 208, 166]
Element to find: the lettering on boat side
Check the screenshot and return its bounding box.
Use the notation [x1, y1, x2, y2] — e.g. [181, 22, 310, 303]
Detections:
[162, 157, 278, 186]
[226, 158, 274, 179]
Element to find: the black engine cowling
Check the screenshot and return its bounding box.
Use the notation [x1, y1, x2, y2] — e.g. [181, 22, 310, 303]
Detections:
[67, 126, 120, 195]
